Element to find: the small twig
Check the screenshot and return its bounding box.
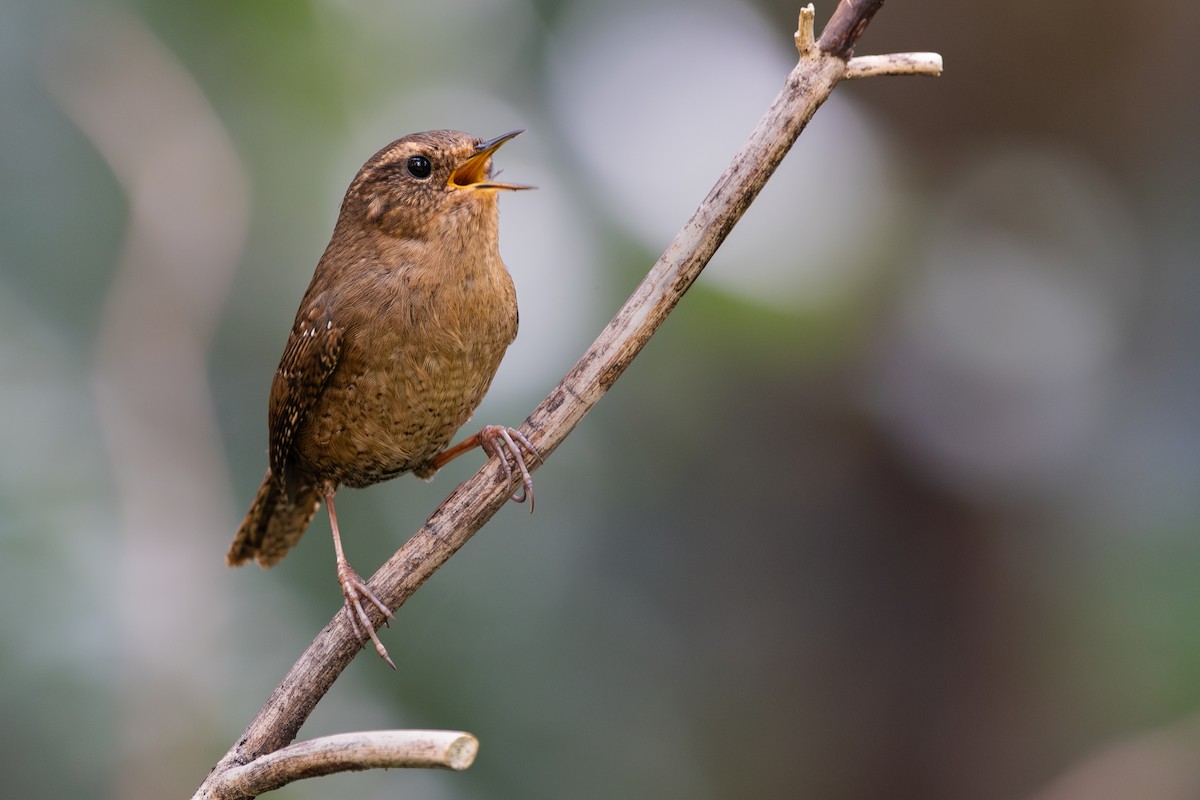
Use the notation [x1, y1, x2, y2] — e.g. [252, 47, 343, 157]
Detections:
[219, 731, 477, 798]
[846, 52, 943, 79]
[794, 4, 817, 55]
[196, 2, 940, 797]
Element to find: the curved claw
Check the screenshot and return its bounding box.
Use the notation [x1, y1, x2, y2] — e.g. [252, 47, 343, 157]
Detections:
[337, 559, 396, 670]
[478, 425, 539, 511]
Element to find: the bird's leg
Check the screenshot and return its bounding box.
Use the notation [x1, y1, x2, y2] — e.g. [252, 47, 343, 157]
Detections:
[322, 485, 396, 669]
[429, 425, 540, 509]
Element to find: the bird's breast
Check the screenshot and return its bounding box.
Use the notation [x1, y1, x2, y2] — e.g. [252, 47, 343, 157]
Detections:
[294, 254, 518, 487]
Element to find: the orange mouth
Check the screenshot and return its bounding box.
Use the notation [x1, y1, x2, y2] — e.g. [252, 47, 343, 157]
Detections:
[448, 129, 534, 192]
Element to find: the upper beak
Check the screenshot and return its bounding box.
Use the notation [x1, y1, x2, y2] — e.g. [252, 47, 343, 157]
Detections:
[448, 129, 534, 192]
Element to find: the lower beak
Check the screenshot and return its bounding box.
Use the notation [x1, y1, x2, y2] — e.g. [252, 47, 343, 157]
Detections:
[449, 129, 534, 192]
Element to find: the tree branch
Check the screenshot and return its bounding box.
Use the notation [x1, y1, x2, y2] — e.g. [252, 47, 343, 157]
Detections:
[196, 3, 940, 796]
[818, 0, 888, 58]
[218, 731, 477, 797]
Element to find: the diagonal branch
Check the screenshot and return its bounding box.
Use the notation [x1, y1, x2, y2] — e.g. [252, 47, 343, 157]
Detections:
[819, 0, 888, 57]
[195, 3, 940, 797]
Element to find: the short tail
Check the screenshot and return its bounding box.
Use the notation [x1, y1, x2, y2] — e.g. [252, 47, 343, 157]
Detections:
[226, 470, 321, 568]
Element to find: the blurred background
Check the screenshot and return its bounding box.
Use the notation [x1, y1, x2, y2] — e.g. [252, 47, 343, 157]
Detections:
[2, 0, 1198, 797]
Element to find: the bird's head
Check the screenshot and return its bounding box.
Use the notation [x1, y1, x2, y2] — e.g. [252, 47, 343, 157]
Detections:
[344, 129, 532, 241]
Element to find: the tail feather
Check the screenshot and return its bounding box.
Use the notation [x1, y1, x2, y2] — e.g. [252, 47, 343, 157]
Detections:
[227, 470, 321, 568]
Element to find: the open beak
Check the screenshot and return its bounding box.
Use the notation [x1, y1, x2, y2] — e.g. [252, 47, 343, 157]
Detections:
[448, 129, 534, 192]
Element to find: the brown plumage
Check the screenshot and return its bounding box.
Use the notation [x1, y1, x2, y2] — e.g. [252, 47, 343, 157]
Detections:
[226, 130, 536, 667]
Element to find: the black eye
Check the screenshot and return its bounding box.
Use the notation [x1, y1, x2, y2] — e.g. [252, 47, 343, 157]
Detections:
[406, 155, 432, 178]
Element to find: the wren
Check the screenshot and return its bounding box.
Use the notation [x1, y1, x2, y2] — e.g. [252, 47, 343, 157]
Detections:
[226, 130, 536, 667]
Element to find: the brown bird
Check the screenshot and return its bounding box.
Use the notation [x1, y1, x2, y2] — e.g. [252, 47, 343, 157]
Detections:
[226, 129, 536, 668]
